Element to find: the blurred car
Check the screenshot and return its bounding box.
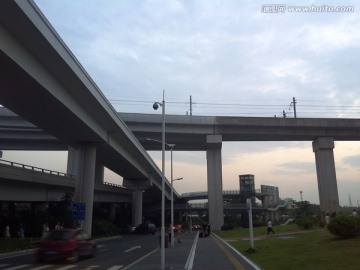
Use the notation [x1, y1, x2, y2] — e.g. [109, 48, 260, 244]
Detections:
[37, 228, 96, 263]
[119, 225, 136, 234]
[134, 223, 157, 235]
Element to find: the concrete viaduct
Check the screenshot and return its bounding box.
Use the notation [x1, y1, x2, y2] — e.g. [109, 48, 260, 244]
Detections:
[2, 108, 360, 230]
[0, 0, 173, 235]
[1, 0, 360, 231]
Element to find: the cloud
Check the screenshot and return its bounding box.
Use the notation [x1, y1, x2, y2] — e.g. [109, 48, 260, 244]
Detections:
[23, 0, 360, 205]
[272, 161, 316, 175]
[342, 155, 360, 169]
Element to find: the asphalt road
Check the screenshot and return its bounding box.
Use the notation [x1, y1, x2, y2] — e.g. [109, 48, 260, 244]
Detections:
[0, 233, 159, 270]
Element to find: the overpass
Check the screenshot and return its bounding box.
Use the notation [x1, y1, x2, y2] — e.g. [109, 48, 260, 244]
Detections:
[1, 0, 360, 231]
[2, 107, 360, 230]
[0, 0, 173, 234]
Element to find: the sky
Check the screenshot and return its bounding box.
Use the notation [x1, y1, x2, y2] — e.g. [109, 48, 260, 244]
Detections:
[3, 0, 360, 206]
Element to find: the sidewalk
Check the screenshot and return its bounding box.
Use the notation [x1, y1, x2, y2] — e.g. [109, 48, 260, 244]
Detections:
[124, 231, 261, 270]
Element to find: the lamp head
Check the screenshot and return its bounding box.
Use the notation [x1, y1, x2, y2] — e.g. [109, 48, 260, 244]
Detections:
[153, 102, 159, 110]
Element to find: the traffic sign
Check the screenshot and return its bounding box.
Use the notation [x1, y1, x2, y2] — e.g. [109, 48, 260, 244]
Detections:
[72, 203, 86, 220]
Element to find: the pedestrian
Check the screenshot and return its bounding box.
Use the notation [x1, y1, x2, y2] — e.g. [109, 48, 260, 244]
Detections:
[325, 213, 330, 225]
[55, 221, 61, 230]
[42, 223, 49, 238]
[267, 219, 275, 235]
[18, 224, 25, 238]
[4, 225, 10, 238]
[177, 224, 182, 243]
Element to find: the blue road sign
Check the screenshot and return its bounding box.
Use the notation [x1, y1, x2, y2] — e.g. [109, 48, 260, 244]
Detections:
[72, 203, 86, 220]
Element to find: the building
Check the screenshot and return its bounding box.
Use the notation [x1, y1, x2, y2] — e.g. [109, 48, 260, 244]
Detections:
[261, 185, 279, 208]
[239, 174, 256, 203]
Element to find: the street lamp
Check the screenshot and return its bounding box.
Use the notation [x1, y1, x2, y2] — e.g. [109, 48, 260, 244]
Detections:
[146, 138, 182, 247]
[152, 94, 166, 270]
[171, 176, 182, 246]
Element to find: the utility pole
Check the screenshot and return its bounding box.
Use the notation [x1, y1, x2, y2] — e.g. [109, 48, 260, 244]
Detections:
[291, 97, 297, 118]
[189, 95, 192, 116]
[300, 191, 303, 202]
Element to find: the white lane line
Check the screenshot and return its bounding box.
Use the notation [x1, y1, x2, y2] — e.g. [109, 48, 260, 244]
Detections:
[121, 248, 158, 270]
[106, 266, 124, 270]
[55, 266, 78, 270]
[212, 233, 262, 270]
[29, 265, 54, 270]
[124, 246, 141, 253]
[184, 231, 199, 270]
[3, 265, 31, 270]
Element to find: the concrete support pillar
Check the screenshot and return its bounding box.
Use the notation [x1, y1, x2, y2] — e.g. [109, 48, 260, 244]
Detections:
[206, 135, 224, 231]
[74, 144, 96, 237]
[132, 190, 143, 226]
[312, 137, 340, 214]
[95, 163, 104, 183]
[68, 147, 104, 183]
[123, 178, 151, 226]
[67, 147, 79, 177]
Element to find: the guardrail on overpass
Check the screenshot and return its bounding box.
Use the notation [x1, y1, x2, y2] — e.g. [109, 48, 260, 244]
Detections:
[0, 158, 75, 178]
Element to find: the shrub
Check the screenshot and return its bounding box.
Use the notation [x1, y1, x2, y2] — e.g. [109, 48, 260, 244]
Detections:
[327, 215, 360, 239]
[318, 220, 326, 228]
[221, 223, 235, 231]
[296, 217, 313, 229]
[92, 219, 119, 237]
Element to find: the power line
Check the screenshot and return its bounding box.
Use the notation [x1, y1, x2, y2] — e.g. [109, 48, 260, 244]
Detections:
[108, 98, 360, 118]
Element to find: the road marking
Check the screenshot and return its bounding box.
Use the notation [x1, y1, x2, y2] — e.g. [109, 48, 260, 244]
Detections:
[124, 246, 141, 253]
[184, 231, 199, 270]
[106, 266, 124, 270]
[55, 266, 78, 270]
[121, 248, 158, 270]
[212, 233, 262, 270]
[29, 265, 54, 270]
[214, 237, 247, 270]
[3, 265, 31, 270]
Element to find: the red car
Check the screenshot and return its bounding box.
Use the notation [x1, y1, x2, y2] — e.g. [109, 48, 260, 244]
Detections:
[37, 228, 96, 263]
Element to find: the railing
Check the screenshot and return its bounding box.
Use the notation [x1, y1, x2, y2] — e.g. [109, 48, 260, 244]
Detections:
[103, 181, 125, 188]
[0, 158, 75, 178]
[181, 189, 262, 198]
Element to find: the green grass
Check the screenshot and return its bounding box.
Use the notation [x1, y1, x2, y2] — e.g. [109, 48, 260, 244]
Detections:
[215, 224, 360, 270]
[0, 238, 39, 254]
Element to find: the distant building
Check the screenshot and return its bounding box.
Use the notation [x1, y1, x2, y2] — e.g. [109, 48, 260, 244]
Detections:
[239, 174, 256, 203]
[261, 185, 279, 207]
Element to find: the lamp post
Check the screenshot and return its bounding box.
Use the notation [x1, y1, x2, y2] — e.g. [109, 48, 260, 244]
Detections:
[152, 94, 165, 270]
[146, 138, 182, 247]
[171, 176, 182, 246]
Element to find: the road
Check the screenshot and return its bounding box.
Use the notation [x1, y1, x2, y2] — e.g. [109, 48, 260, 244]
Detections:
[0, 233, 159, 270]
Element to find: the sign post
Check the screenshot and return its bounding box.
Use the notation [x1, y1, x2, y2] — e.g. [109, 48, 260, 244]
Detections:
[246, 198, 255, 250]
[72, 203, 86, 222]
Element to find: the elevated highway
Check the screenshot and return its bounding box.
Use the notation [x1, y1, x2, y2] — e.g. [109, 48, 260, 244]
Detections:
[120, 112, 360, 150]
[0, 0, 171, 233]
[1, 0, 360, 230]
[2, 107, 360, 151]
